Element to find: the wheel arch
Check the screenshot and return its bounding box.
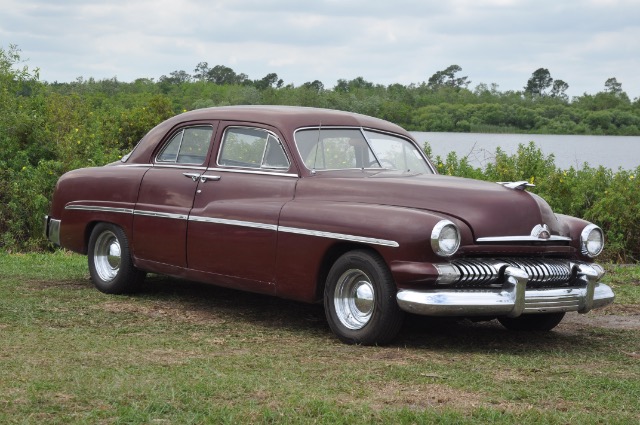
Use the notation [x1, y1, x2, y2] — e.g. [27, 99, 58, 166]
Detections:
[314, 242, 385, 302]
[83, 219, 134, 256]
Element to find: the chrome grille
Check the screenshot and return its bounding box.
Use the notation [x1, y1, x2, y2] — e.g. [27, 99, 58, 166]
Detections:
[447, 258, 574, 288]
[500, 259, 572, 286]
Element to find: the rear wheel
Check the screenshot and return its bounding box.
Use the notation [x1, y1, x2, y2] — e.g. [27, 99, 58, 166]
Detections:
[498, 312, 565, 331]
[88, 223, 145, 294]
[324, 250, 404, 345]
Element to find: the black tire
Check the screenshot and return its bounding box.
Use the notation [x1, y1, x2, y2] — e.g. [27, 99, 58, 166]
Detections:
[87, 223, 145, 294]
[324, 250, 404, 345]
[498, 312, 565, 331]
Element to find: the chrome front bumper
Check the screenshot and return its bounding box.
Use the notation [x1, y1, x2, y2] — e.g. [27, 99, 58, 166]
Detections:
[396, 263, 615, 317]
[44, 215, 61, 246]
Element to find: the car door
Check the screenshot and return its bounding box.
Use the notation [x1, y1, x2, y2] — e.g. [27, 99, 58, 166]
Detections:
[186, 123, 298, 287]
[133, 123, 217, 267]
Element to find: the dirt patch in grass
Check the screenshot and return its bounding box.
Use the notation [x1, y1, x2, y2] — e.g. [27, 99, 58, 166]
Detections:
[359, 381, 564, 415]
[364, 381, 486, 412]
[100, 300, 229, 326]
[23, 278, 90, 291]
[561, 304, 640, 331]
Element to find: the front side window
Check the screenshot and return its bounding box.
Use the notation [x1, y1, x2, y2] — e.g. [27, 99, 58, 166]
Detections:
[295, 128, 380, 170]
[218, 127, 289, 170]
[364, 130, 433, 174]
[157, 126, 213, 165]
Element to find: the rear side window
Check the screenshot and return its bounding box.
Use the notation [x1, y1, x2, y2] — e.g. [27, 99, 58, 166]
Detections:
[218, 127, 289, 170]
[157, 126, 213, 165]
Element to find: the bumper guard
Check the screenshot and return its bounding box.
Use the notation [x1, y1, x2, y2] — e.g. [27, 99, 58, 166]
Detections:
[44, 215, 61, 246]
[396, 263, 614, 317]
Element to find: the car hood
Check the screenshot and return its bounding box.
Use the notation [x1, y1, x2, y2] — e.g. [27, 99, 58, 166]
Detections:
[294, 172, 563, 239]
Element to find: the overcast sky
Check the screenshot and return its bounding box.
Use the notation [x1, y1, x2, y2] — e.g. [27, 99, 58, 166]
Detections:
[1, 0, 639, 99]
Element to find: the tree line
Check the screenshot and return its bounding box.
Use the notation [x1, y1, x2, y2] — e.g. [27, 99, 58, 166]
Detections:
[1, 44, 639, 259]
[43, 53, 640, 136]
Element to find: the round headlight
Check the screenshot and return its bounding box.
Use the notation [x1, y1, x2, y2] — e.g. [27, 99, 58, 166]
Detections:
[431, 220, 461, 257]
[580, 224, 604, 258]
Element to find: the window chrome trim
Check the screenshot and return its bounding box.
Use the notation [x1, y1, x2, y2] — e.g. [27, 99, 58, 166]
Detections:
[116, 163, 154, 168]
[153, 164, 208, 171]
[205, 167, 298, 178]
[476, 235, 572, 243]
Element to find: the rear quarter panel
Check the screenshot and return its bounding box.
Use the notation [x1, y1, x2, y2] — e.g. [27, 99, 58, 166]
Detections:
[52, 165, 148, 253]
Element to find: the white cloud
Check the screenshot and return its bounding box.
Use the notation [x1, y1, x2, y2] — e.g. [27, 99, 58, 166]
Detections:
[0, 0, 638, 98]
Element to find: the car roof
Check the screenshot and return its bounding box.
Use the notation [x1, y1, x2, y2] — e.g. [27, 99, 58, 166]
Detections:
[125, 105, 412, 164]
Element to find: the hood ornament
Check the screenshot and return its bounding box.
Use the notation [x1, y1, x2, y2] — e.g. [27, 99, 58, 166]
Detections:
[531, 224, 551, 240]
[497, 181, 535, 191]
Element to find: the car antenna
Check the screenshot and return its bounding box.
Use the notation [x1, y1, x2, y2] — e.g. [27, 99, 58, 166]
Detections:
[312, 122, 322, 175]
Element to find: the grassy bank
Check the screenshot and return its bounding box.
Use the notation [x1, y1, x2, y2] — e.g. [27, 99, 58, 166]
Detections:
[1, 252, 639, 424]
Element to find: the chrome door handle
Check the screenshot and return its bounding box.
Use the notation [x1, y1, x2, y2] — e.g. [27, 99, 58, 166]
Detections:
[200, 175, 221, 183]
[182, 172, 201, 182]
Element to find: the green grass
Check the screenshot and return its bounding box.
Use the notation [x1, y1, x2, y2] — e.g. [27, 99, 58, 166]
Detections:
[1, 252, 639, 424]
[604, 264, 640, 305]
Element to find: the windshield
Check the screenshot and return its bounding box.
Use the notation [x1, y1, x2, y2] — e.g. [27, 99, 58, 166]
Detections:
[294, 127, 433, 173]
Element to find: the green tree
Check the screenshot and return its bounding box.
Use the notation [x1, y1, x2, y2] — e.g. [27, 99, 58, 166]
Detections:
[302, 80, 324, 93]
[333, 77, 374, 93]
[193, 62, 210, 82]
[427, 65, 470, 90]
[159, 70, 191, 84]
[550, 79, 569, 100]
[254, 73, 279, 90]
[207, 65, 248, 85]
[604, 77, 623, 96]
[524, 68, 553, 96]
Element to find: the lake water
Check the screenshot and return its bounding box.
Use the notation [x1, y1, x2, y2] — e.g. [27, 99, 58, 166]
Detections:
[410, 132, 640, 170]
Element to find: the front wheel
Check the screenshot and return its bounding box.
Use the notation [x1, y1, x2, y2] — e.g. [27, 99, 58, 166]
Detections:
[324, 250, 404, 345]
[88, 223, 145, 294]
[498, 312, 565, 331]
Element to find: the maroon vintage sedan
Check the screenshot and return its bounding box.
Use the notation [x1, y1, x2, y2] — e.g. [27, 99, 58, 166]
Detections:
[44, 106, 614, 344]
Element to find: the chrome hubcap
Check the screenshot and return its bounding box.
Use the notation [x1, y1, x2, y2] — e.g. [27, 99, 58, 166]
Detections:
[334, 269, 375, 330]
[94, 230, 121, 282]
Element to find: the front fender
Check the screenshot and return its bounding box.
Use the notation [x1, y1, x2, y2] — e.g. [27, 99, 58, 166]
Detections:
[274, 200, 472, 301]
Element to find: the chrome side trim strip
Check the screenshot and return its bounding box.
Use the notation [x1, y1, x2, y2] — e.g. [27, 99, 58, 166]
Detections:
[189, 215, 278, 231]
[134, 210, 188, 220]
[65, 205, 134, 214]
[476, 235, 572, 243]
[62, 204, 398, 247]
[206, 167, 298, 178]
[278, 226, 399, 247]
